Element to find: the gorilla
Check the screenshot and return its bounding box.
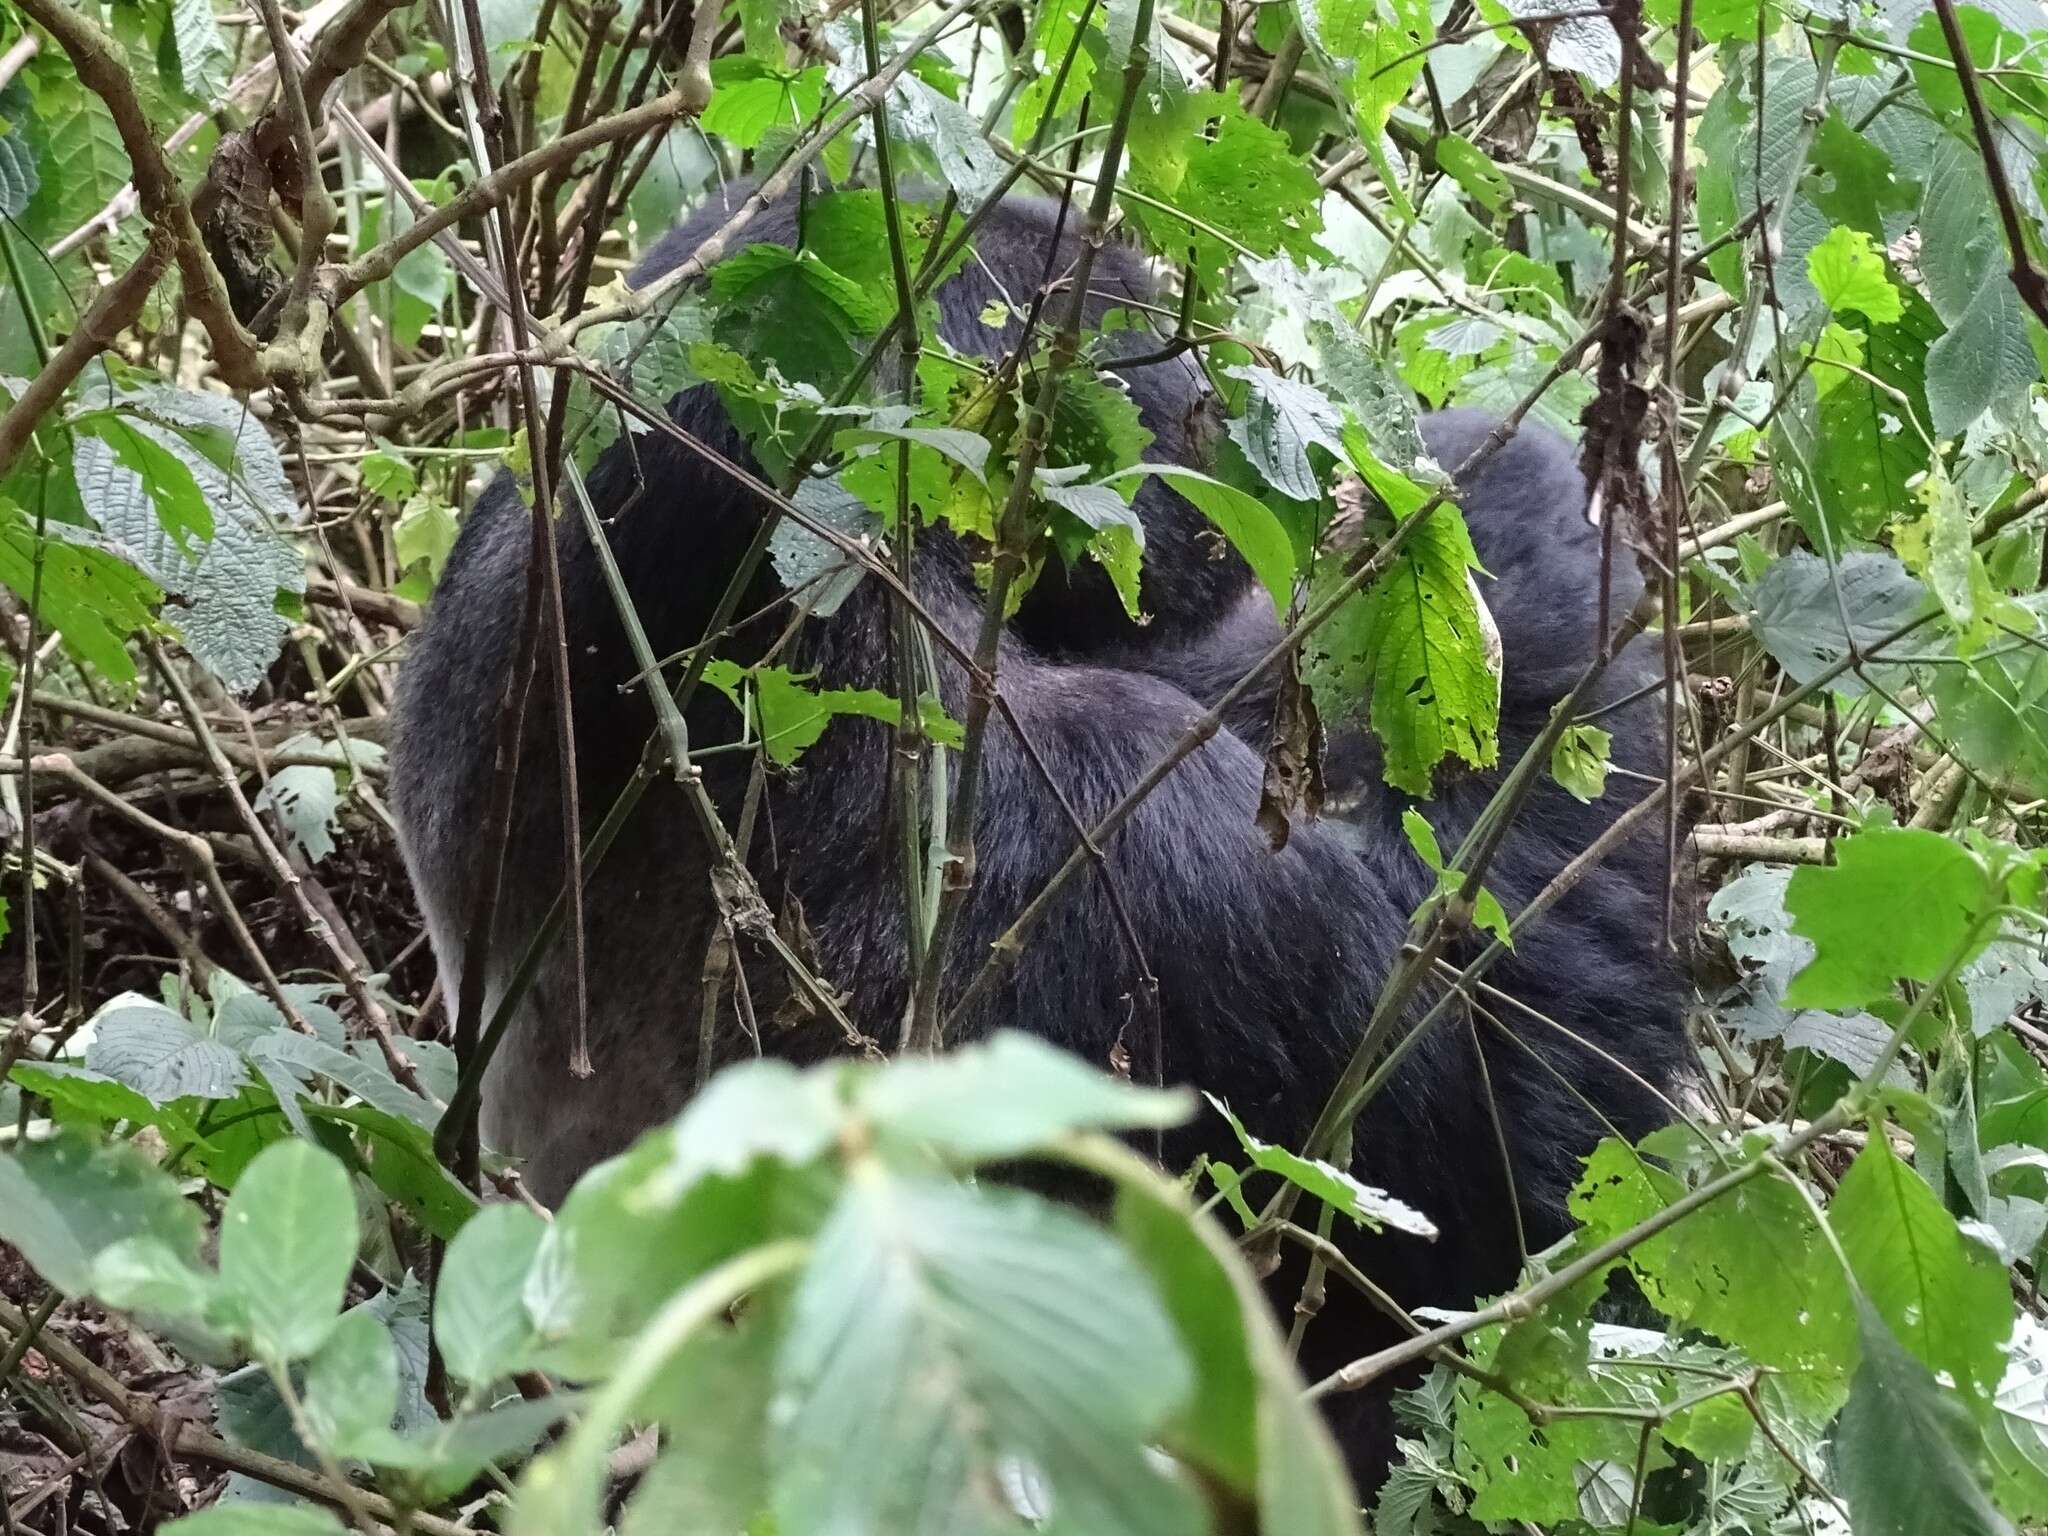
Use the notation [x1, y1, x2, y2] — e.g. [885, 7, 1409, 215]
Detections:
[389, 177, 1688, 1483]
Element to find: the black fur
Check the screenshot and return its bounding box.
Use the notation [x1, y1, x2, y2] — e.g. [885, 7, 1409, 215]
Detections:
[389, 182, 1688, 1484]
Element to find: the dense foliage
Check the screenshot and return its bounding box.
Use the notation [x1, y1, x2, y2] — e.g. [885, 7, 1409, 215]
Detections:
[4, 0, 2048, 1530]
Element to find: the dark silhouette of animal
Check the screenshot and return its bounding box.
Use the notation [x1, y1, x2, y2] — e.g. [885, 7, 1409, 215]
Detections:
[389, 179, 1687, 1484]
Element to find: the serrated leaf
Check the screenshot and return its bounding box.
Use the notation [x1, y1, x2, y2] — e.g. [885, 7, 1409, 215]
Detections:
[169, 0, 234, 102]
[393, 497, 457, 593]
[1435, 133, 1509, 212]
[1224, 365, 1348, 503]
[1207, 1094, 1437, 1236]
[360, 449, 416, 502]
[776, 1178, 1201, 1536]
[860, 1032, 1192, 1161]
[1807, 225, 1903, 324]
[1122, 94, 1324, 286]
[254, 763, 343, 864]
[1306, 502, 1498, 796]
[76, 417, 213, 548]
[703, 659, 901, 767]
[890, 73, 1005, 210]
[1918, 135, 2040, 439]
[218, 1140, 358, 1362]
[1571, 1137, 1856, 1374]
[1501, 0, 1618, 82]
[23, 72, 130, 242]
[0, 504, 161, 685]
[1910, 460, 1979, 630]
[1552, 722, 1612, 802]
[78, 402, 303, 693]
[0, 110, 41, 219]
[774, 474, 877, 618]
[1783, 828, 1996, 1008]
[702, 58, 826, 150]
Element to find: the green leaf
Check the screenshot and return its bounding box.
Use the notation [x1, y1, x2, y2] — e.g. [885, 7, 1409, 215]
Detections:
[1122, 94, 1324, 286]
[243, 1029, 436, 1129]
[701, 57, 826, 151]
[75, 417, 213, 549]
[89, 1235, 219, 1326]
[1747, 550, 1929, 697]
[859, 1031, 1192, 1162]
[1113, 1178, 1363, 1534]
[75, 392, 305, 693]
[163, 1507, 349, 1536]
[0, 102, 42, 220]
[0, 498, 162, 687]
[1435, 132, 1510, 212]
[85, 995, 247, 1104]
[252, 763, 343, 864]
[1774, 290, 1941, 544]
[621, 1322, 777, 1535]
[1807, 319, 1866, 398]
[1783, 828, 1996, 1009]
[775, 1177, 1201, 1536]
[1401, 808, 1444, 870]
[1837, 1294, 2014, 1536]
[1224, 365, 1348, 503]
[361, 1394, 569, 1492]
[1917, 136, 2040, 439]
[218, 1139, 358, 1362]
[525, 1145, 793, 1379]
[303, 1307, 401, 1459]
[1807, 225, 1903, 324]
[1907, 460, 1982, 632]
[169, 0, 233, 102]
[0, 1131, 202, 1298]
[393, 497, 458, 593]
[1834, 1134, 2013, 1403]
[1551, 722, 1613, 802]
[9, 1062, 206, 1142]
[359, 449, 417, 502]
[1111, 463, 1296, 616]
[1305, 501, 1499, 796]
[891, 74, 1006, 211]
[1570, 1137, 1856, 1376]
[656, 1057, 844, 1198]
[307, 1102, 475, 1240]
[21, 72, 130, 246]
[1207, 1094, 1437, 1237]
[704, 660, 901, 767]
[436, 1203, 547, 1387]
